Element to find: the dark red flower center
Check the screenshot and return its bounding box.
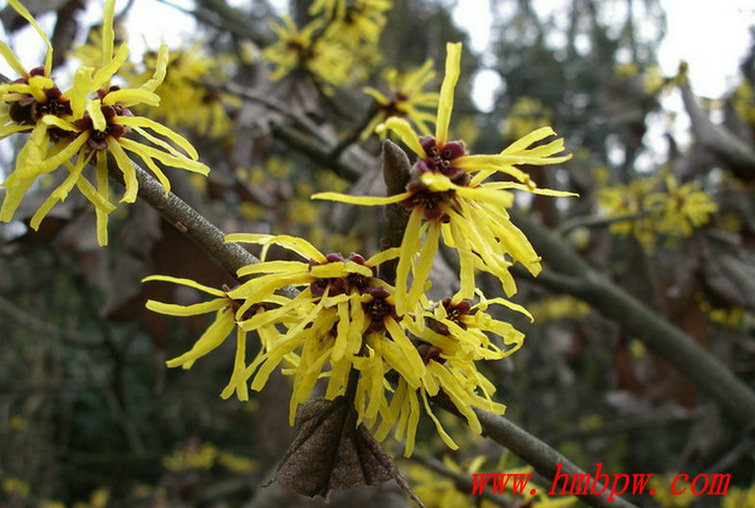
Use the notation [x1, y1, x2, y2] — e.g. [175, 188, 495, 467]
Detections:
[362, 286, 396, 332]
[72, 88, 133, 150]
[442, 297, 471, 329]
[427, 298, 472, 335]
[308, 252, 377, 297]
[401, 181, 454, 221]
[417, 136, 467, 182]
[8, 69, 72, 136]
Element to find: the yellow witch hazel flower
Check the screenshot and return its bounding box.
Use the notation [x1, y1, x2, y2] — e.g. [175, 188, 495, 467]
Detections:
[314, 42, 574, 314]
[144, 233, 531, 457]
[221, 234, 429, 424]
[142, 274, 291, 402]
[599, 173, 716, 250]
[374, 291, 529, 456]
[597, 176, 657, 248]
[0, 0, 209, 245]
[145, 233, 428, 428]
[0, 0, 91, 223]
[320, 0, 392, 47]
[645, 173, 717, 239]
[124, 46, 239, 138]
[262, 17, 352, 87]
[361, 59, 439, 139]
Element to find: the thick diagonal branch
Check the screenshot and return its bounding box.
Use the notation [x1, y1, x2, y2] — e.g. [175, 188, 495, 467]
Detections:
[511, 208, 755, 428]
[680, 83, 755, 181]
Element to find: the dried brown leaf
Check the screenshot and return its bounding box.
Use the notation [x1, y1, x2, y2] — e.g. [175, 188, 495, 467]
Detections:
[274, 397, 424, 508]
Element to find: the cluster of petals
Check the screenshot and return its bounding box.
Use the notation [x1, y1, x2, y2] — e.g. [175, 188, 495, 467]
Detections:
[361, 59, 439, 139]
[314, 42, 575, 314]
[144, 233, 529, 455]
[142, 42, 575, 457]
[0, 0, 209, 245]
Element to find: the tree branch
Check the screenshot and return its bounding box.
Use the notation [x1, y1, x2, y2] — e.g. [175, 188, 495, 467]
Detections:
[194, 0, 272, 46]
[270, 124, 364, 181]
[379, 139, 412, 284]
[680, 83, 755, 182]
[432, 394, 639, 508]
[220, 81, 331, 146]
[511, 208, 755, 429]
[108, 163, 263, 286]
[556, 211, 647, 236]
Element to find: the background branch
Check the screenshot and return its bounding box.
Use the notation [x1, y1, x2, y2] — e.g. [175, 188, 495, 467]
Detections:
[108, 163, 261, 284]
[432, 394, 640, 508]
[511, 208, 755, 429]
[680, 83, 755, 181]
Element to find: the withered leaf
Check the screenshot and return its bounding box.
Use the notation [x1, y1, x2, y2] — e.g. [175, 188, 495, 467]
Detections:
[274, 397, 425, 508]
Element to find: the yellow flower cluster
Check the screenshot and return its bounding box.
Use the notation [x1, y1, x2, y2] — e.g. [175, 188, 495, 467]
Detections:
[145, 236, 531, 456]
[316, 43, 574, 309]
[0, 0, 209, 245]
[598, 173, 717, 250]
[361, 60, 439, 139]
[723, 484, 755, 508]
[614, 63, 666, 95]
[162, 441, 258, 474]
[124, 46, 240, 138]
[262, 0, 391, 90]
[145, 43, 574, 457]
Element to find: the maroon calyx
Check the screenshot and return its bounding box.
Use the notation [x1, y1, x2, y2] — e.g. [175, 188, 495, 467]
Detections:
[417, 136, 468, 183]
[308, 252, 377, 297]
[442, 298, 471, 329]
[73, 89, 133, 151]
[7, 72, 73, 141]
[362, 286, 396, 332]
[223, 289, 265, 321]
[401, 181, 453, 221]
[378, 91, 409, 118]
[421, 345, 446, 365]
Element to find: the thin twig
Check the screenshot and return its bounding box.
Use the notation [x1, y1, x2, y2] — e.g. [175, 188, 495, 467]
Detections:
[270, 124, 363, 181]
[195, 0, 272, 46]
[557, 211, 647, 236]
[329, 101, 380, 160]
[107, 163, 271, 287]
[220, 81, 330, 145]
